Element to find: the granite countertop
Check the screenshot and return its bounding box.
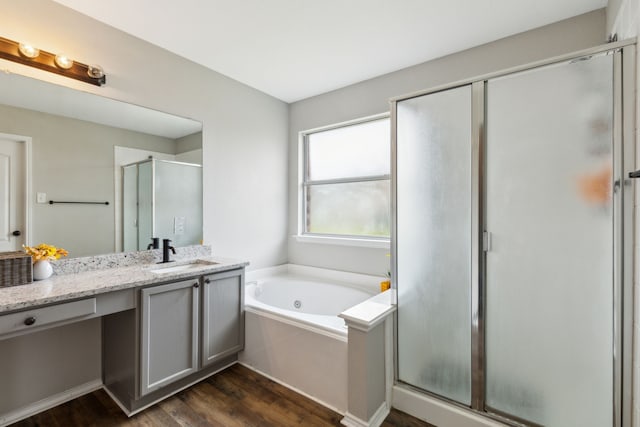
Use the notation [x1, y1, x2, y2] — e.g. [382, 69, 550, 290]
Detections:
[0, 256, 248, 314]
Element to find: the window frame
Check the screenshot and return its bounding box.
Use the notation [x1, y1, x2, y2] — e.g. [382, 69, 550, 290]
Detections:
[297, 113, 391, 248]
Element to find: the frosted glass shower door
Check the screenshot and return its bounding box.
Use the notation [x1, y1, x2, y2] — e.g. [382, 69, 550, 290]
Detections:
[154, 161, 203, 247]
[485, 54, 614, 426]
[396, 85, 472, 405]
[137, 161, 154, 250]
[122, 164, 138, 252]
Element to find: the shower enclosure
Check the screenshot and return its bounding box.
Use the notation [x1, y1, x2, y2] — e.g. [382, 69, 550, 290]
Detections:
[393, 42, 634, 426]
[122, 158, 202, 251]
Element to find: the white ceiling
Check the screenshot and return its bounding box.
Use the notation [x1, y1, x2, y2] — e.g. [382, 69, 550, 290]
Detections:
[52, 0, 606, 103]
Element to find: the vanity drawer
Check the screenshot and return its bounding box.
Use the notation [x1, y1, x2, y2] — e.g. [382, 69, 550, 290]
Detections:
[0, 298, 97, 337]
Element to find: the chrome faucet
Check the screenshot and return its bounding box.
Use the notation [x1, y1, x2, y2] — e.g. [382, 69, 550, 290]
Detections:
[161, 238, 176, 263]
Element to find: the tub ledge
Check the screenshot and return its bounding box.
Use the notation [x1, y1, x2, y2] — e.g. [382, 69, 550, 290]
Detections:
[339, 290, 396, 332]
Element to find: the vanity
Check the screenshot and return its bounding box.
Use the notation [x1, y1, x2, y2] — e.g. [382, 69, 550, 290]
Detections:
[0, 248, 247, 422]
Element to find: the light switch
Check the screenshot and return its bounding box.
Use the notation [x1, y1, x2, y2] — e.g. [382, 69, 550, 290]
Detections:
[37, 192, 46, 203]
[174, 216, 185, 235]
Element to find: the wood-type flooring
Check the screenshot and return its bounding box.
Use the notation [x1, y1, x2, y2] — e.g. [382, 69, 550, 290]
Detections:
[12, 363, 434, 426]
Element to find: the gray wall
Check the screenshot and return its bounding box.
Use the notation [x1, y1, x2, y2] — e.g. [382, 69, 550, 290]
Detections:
[608, 0, 624, 31]
[606, 0, 638, 37]
[288, 9, 606, 275]
[176, 131, 203, 154]
[1, 0, 289, 270]
[176, 132, 203, 164]
[0, 103, 176, 257]
[607, 0, 630, 35]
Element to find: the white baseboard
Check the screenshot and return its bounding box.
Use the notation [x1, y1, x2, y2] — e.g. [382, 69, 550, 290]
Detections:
[102, 386, 133, 417]
[341, 402, 389, 427]
[341, 412, 369, 427]
[369, 402, 391, 427]
[392, 385, 506, 427]
[0, 379, 102, 427]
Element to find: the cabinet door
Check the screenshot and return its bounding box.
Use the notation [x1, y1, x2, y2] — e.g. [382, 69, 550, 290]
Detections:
[201, 269, 244, 367]
[139, 278, 199, 396]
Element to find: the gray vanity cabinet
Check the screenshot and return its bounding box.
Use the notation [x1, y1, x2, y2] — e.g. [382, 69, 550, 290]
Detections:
[139, 278, 199, 396]
[103, 267, 245, 415]
[201, 269, 244, 367]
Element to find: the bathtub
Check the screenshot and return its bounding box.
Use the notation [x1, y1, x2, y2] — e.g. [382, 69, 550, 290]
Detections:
[244, 275, 374, 337]
[239, 264, 380, 413]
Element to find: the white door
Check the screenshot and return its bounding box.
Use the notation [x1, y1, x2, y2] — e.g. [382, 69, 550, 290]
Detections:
[0, 137, 26, 251]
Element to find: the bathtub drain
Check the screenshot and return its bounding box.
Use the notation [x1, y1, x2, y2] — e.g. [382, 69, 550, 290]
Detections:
[293, 300, 302, 309]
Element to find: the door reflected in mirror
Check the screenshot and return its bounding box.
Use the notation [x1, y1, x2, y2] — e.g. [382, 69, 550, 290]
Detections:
[0, 72, 203, 258]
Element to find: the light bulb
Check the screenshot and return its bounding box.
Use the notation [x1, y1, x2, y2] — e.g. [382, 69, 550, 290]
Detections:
[18, 43, 40, 59]
[54, 53, 73, 69]
[87, 64, 104, 79]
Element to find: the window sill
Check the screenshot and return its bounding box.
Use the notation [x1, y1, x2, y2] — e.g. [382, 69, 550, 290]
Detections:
[294, 234, 390, 249]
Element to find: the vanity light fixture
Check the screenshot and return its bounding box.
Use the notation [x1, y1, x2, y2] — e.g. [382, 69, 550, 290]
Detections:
[54, 53, 73, 70]
[87, 64, 104, 79]
[18, 42, 39, 59]
[0, 36, 106, 86]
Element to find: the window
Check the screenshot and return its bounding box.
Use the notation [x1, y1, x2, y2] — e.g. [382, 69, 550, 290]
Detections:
[300, 115, 390, 243]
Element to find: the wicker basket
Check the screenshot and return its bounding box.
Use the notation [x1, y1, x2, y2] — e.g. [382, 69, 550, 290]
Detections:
[0, 251, 33, 287]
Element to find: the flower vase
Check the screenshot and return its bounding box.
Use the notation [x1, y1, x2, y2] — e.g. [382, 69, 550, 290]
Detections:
[33, 260, 53, 280]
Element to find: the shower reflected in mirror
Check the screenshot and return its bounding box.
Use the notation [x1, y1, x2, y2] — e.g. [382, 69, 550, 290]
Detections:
[122, 158, 202, 251]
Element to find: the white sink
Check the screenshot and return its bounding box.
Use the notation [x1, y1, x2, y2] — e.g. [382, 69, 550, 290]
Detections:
[147, 260, 218, 274]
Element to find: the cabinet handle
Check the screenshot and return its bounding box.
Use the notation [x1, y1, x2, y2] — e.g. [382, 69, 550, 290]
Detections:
[204, 278, 211, 284]
[24, 316, 36, 326]
[193, 282, 199, 288]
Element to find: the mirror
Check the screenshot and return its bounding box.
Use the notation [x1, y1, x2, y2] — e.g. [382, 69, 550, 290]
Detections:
[0, 72, 203, 258]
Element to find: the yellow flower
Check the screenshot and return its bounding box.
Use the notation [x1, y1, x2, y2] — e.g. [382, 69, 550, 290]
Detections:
[23, 243, 68, 263]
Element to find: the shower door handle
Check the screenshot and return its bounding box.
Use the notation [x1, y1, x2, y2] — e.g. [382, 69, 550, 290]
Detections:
[483, 231, 492, 252]
[629, 170, 640, 178]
